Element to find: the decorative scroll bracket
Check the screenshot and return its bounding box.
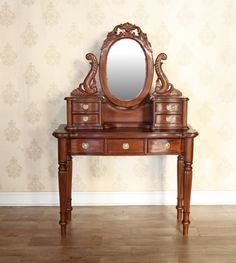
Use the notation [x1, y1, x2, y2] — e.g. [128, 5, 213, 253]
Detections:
[71, 53, 99, 96]
[152, 53, 182, 97]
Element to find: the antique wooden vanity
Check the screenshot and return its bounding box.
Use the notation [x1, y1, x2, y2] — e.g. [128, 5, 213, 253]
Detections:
[53, 23, 198, 236]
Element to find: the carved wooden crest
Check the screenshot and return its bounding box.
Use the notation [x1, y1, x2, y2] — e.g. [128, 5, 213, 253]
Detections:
[71, 53, 98, 96]
[152, 53, 182, 97]
[101, 22, 152, 53]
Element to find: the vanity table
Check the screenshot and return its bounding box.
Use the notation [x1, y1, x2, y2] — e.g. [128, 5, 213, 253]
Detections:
[53, 23, 198, 236]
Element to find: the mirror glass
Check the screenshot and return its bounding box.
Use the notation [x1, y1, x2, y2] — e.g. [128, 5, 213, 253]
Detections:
[106, 39, 146, 100]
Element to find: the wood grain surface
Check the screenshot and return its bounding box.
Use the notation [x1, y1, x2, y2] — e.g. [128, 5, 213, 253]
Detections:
[0, 206, 236, 262]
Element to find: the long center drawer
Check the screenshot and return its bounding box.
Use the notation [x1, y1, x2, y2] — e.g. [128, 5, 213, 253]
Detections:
[107, 139, 144, 154]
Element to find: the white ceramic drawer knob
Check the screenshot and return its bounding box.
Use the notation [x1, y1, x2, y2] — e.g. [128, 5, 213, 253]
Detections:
[166, 116, 175, 123]
[164, 142, 170, 150]
[82, 116, 89, 122]
[122, 143, 129, 150]
[82, 142, 89, 150]
[166, 104, 177, 111]
[82, 104, 89, 110]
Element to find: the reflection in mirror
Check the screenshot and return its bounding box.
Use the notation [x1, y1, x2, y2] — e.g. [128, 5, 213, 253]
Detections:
[107, 39, 146, 100]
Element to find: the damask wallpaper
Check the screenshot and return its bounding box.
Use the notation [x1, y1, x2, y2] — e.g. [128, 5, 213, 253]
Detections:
[0, 0, 235, 193]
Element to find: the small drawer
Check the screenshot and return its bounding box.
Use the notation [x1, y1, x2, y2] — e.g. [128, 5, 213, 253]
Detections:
[148, 139, 181, 154]
[107, 139, 144, 154]
[155, 114, 182, 125]
[155, 102, 182, 114]
[72, 114, 99, 124]
[72, 102, 99, 113]
[70, 139, 104, 154]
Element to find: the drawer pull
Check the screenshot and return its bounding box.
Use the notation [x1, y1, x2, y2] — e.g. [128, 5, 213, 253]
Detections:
[82, 116, 89, 122]
[166, 116, 175, 123]
[166, 104, 178, 111]
[122, 143, 129, 150]
[82, 142, 89, 150]
[82, 104, 89, 110]
[163, 142, 170, 150]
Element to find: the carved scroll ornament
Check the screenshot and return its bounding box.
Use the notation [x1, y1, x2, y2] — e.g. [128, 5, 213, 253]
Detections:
[71, 53, 98, 96]
[152, 53, 182, 97]
[101, 22, 152, 52]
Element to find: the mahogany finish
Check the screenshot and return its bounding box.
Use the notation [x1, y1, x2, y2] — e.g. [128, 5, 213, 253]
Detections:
[53, 22, 198, 237]
[99, 23, 154, 108]
[147, 139, 181, 154]
[70, 138, 104, 155]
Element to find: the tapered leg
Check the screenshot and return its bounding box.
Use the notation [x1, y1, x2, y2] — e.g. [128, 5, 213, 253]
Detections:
[176, 155, 184, 222]
[66, 155, 73, 221]
[183, 137, 194, 236]
[58, 138, 68, 236]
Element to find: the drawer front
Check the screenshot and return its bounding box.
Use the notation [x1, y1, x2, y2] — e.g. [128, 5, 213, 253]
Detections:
[155, 114, 182, 125]
[155, 102, 182, 114]
[148, 139, 181, 154]
[107, 139, 144, 154]
[70, 139, 104, 154]
[72, 102, 99, 113]
[72, 114, 99, 124]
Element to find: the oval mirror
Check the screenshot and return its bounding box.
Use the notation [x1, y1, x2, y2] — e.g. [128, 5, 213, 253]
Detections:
[99, 23, 154, 108]
[107, 39, 146, 100]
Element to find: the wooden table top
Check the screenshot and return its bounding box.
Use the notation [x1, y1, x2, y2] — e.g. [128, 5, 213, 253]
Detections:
[53, 124, 198, 139]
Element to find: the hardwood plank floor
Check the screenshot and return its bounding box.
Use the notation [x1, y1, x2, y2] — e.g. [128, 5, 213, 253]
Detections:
[0, 206, 236, 262]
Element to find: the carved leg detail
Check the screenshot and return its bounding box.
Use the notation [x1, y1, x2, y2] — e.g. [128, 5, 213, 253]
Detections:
[58, 161, 68, 236]
[66, 155, 73, 221]
[58, 139, 68, 236]
[182, 137, 194, 237]
[176, 155, 184, 222]
[183, 161, 192, 236]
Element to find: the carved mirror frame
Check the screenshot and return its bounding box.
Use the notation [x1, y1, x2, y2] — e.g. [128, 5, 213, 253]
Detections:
[99, 23, 154, 108]
[71, 22, 182, 100]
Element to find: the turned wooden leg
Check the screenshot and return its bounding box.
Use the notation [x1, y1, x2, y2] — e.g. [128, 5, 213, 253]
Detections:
[183, 137, 194, 236]
[58, 138, 68, 236]
[66, 155, 73, 221]
[176, 154, 184, 222]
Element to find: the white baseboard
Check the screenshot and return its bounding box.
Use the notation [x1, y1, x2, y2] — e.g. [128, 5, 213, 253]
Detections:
[0, 191, 236, 206]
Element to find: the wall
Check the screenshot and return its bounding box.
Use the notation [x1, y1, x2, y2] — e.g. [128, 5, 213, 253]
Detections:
[0, 0, 235, 197]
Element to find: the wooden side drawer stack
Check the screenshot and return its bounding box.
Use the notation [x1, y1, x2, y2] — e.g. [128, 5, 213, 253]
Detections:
[65, 96, 103, 130]
[152, 97, 188, 130]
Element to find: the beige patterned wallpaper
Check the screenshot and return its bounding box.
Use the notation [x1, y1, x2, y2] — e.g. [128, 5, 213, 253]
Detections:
[0, 0, 235, 193]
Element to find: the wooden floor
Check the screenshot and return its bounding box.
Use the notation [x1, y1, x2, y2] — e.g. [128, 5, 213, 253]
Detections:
[0, 206, 236, 263]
